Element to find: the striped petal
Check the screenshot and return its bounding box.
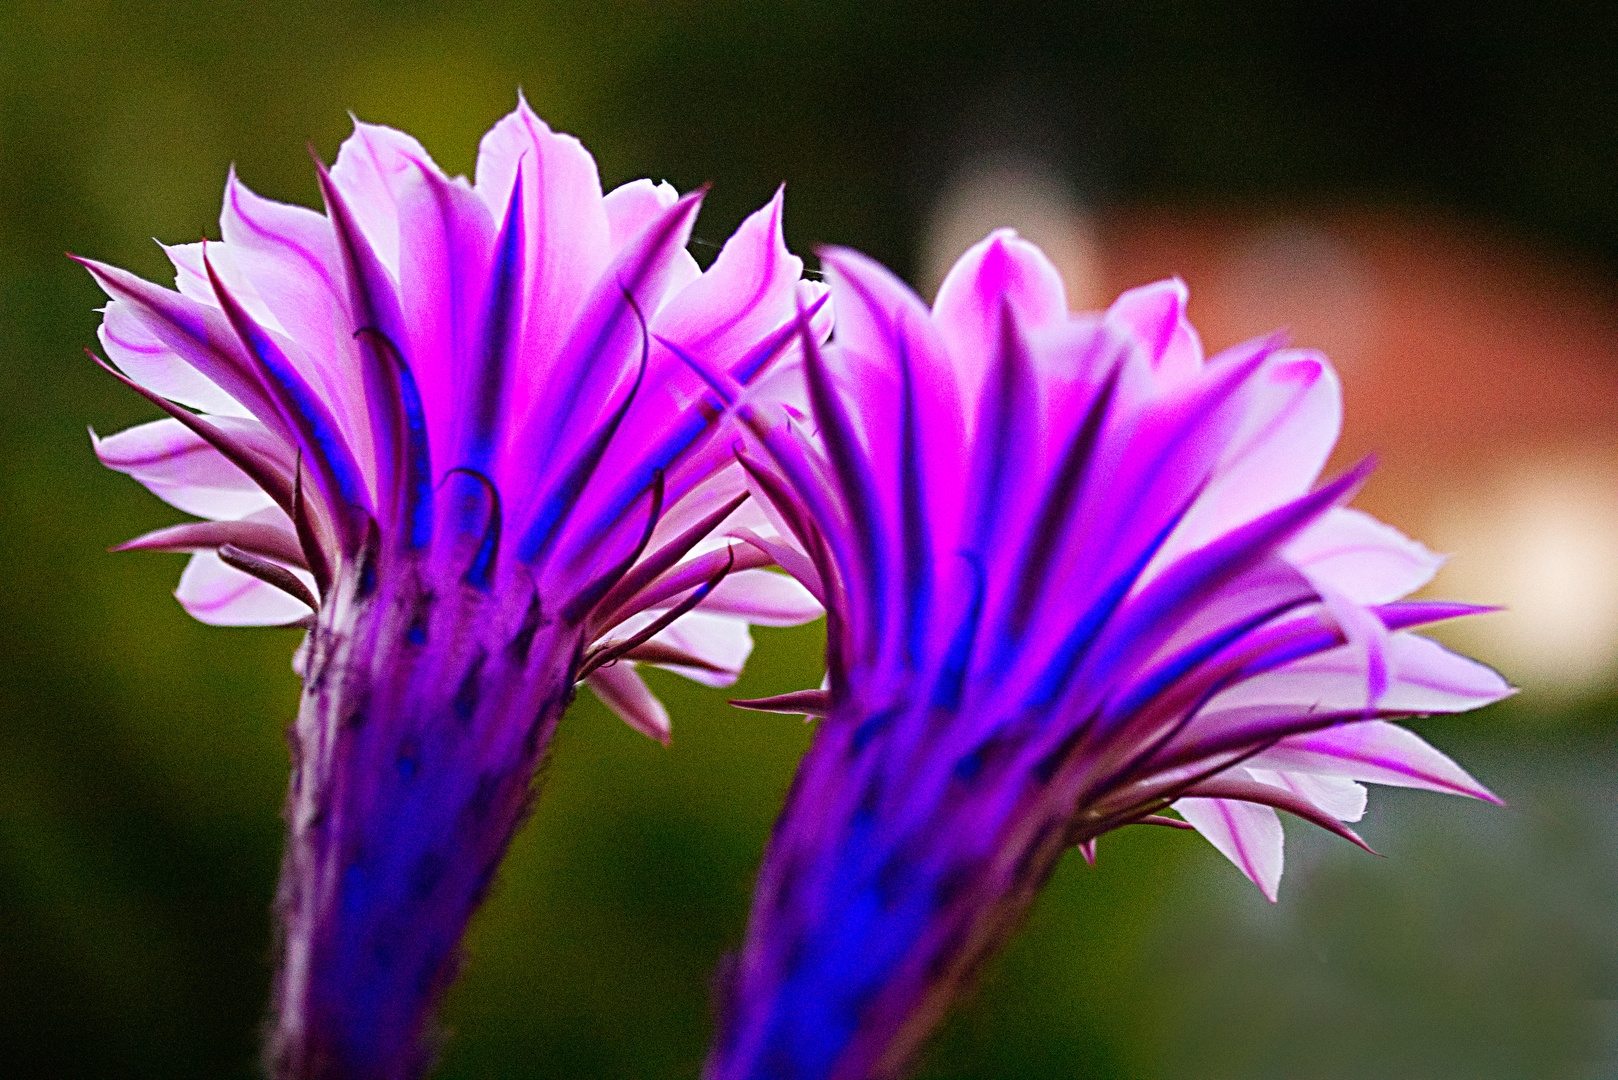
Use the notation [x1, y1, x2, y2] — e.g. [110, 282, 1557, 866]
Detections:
[1248, 720, 1500, 802]
[587, 663, 672, 745]
[1174, 795, 1286, 901]
[92, 418, 280, 519]
[174, 548, 315, 626]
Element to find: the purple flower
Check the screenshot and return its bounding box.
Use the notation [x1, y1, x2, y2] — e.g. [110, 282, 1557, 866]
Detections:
[708, 231, 1511, 1080]
[79, 97, 822, 1080]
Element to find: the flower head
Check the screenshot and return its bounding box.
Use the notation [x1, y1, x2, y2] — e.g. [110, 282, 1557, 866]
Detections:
[710, 231, 1510, 1080]
[80, 96, 821, 1079]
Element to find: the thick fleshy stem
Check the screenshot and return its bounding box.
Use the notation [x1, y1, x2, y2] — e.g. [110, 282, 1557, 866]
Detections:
[267, 546, 582, 1080]
[707, 691, 1083, 1080]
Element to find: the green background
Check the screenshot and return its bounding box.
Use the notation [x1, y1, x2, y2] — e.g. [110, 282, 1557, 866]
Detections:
[2, 3, 1616, 1078]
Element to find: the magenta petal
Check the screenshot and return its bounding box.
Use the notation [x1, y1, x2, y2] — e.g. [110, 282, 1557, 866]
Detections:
[328, 118, 442, 274]
[175, 549, 315, 626]
[1209, 630, 1513, 716]
[1247, 768, 1369, 822]
[932, 228, 1067, 402]
[586, 664, 672, 744]
[1104, 276, 1205, 386]
[710, 236, 1505, 1080]
[1251, 720, 1502, 802]
[730, 689, 831, 717]
[92, 418, 281, 519]
[474, 93, 611, 386]
[86, 100, 829, 1080]
[1286, 507, 1445, 603]
[691, 569, 823, 627]
[99, 301, 250, 417]
[603, 178, 683, 251]
[118, 518, 307, 568]
[509, 188, 706, 564]
[215, 172, 371, 451]
[77, 257, 287, 433]
[389, 160, 497, 467]
[1174, 796, 1285, 901]
[1158, 347, 1341, 562]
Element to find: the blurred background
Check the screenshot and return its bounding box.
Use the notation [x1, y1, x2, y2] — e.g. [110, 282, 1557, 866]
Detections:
[3, 2, 1617, 1077]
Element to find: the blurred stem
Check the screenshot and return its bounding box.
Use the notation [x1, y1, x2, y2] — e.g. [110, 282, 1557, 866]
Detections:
[266, 553, 580, 1080]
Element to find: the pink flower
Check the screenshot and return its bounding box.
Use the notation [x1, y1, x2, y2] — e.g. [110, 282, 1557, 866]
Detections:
[708, 230, 1510, 1080]
[79, 96, 821, 1080]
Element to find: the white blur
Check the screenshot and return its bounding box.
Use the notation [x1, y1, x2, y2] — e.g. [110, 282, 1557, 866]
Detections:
[1425, 455, 1618, 692]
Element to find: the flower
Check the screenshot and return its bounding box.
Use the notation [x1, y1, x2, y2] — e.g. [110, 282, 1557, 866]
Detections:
[79, 96, 822, 1080]
[707, 231, 1512, 1080]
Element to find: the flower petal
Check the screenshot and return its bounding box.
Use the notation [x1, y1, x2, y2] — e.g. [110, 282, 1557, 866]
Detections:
[1104, 277, 1205, 388]
[932, 228, 1068, 400]
[1156, 346, 1341, 562]
[674, 568, 823, 627]
[586, 663, 672, 744]
[1210, 630, 1513, 716]
[329, 118, 441, 275]
[98, 300, 250, 417]
[604, 178, 683, 251]
[1246, 768, 1369, 822]
[174, 549, 314, 626]
[474, 93, 611, 383]
[117, 518, 307, 568]
[1174, 795, 1285, 901]
[213, 172, 373, 457]
[580, 188, 803, 543]
[1248, 720, 1501, 802]
[1285, 507, 1445, 604]
[616, 609, 755, 688]
[92, 418, 281, 519]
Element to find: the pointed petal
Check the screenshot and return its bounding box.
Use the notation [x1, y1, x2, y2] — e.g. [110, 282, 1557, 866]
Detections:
[174, 549, 314, 626]
[586, 188, 804, 520]
[586, 664, 672, 745]
[76, 256, 284, 430]
[654, 187, 803, 380]
[1178, 774, 1377, 855]
[1285, 507, 1445, 604]
[1246, 768, 1369, 822]
[1070, 460, 1370, 719]
[612, 609, 755, 688]
[1104, 277, 1204, 387]
[92, 419, 279, 519]
[1157, 347, 1341, 561]
[387, 158, 497, 467]
[312, 153, 423, 541]
[474, 93, 611, 388]
[730, 689, 831, 717]
[692, 568, 824, 627]
[117, 519, 307, 568]
[511, 189, 706, 562]
[203, 254, 371, 547]
[328, 118, 442, 274]
[98, 301, 250, 417]
[603, 178, 682, 250]
[1174, 796, 1285, 901]
[214, 172, 374, 459]
[932, 228, 1067, 403]
[1210, 630, 1514, 716]
[1249, 720, 1502, 803]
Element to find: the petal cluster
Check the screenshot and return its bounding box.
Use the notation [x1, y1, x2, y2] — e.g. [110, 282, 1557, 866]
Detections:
[79, 99, 828, 1079]
[84, 95, 823, 739]
[713, 230, 1509, 1079]
[745, 230, 1508, 894]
